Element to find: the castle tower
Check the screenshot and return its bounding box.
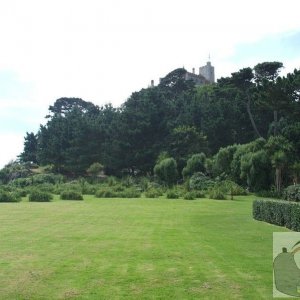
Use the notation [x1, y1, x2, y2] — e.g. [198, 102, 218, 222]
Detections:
[199, 60, 215, 83]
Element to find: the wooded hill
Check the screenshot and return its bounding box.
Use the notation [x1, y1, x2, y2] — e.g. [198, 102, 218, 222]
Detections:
[17, 62, 300, 192]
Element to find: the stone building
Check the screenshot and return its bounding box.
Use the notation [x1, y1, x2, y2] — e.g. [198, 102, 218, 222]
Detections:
[185, 60, 215, 86]
[151, 60, 215, 87]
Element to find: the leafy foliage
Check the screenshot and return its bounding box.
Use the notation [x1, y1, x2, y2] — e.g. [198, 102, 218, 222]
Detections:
[60, 191, 83, 200]
[283, 185, 300, 202]
[29, 190, 53, 202]
[182, 153, 206, 179]
[188, 172, 214, 190]
[154, 158, 178, 187]
[166, 189, 179, 199]
[0, 191, 21, 203]
[208, 187, 226, 200]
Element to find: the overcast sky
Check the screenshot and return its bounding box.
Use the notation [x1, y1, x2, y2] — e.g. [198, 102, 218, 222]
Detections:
[0, 0, 300, 168]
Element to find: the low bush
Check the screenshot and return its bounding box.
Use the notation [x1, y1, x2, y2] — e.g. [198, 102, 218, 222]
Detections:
[0, 191, 21, 202]
[32, 173, 64, 185]
[193, 190, 206, 198]
[184, 192, 195, 200]
[95, 189, 118, 198]
[60, 190, 83, 200]
[166, 190, 179, 199]
[10, 177, 32, 188]
[229, 183, 247, 196]
[14, 189, 28, 197]
[138, 177, 151, 192]
[145, 188, 163, 198]
[208, 187, 226, 200]
[54, 183, 81, 194]
[35, 183, 56, 193]
[112, 185, 125, 192]
[106, 176, 118, 186]
[119, 188, 141, 198]
[81, 183, 97, 195]
[253, 199, 300, 231]
[283, 185, 300, 202]
[29, 190, 53, 202]
[189, 172, 214, 191]
[256, 189, 282, 199]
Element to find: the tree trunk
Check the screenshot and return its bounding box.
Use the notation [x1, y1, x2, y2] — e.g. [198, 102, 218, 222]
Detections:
[275, 167, 282, 193]
[246, 94, 264, 139]
[273, 110, 278, 136]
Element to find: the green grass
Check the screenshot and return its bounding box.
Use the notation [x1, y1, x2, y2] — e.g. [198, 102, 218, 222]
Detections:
[0, 195, 288, 299]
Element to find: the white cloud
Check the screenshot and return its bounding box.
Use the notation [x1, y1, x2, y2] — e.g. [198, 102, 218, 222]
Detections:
[0, 133, 24, 168]
[0, 0, 300, 167]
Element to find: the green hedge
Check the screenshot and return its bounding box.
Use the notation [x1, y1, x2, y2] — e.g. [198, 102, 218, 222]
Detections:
[253, 199, 300, 231]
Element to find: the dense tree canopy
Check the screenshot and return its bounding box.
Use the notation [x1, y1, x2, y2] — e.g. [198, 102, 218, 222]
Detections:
[17, 62, 300, 191]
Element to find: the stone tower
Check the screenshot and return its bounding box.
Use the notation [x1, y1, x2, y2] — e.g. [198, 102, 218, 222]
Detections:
[199, 60, 215, 83]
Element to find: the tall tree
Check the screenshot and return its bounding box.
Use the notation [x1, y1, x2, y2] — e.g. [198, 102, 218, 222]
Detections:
[19, 132, 38, 163]
[254, 62, 284, 136]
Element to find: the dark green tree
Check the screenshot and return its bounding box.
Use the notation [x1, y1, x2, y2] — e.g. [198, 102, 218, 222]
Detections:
[154, 157, 178, 187]
[19, 132, 38, 163]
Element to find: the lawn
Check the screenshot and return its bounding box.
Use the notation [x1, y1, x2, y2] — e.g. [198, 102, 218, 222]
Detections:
[0, 195, 288, 299]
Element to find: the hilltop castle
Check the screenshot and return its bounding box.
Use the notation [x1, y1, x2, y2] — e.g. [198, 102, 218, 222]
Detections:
[184, 60, 215, 85]
[150, 60, 215, 87]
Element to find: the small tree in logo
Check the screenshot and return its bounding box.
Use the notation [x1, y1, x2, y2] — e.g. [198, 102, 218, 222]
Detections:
[274, 241, 300, 297]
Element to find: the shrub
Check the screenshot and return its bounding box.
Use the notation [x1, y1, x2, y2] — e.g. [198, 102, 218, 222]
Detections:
[54, 183, 81, 194]
[119, 188, 141, 198]
[10, 177, 32, 188]
[184, 192, 195, 200]
[283, 185, 300, 202]
[81, 183, 97, 195]
[145, 188, 164, 198]
[253, 199, 300, 231]
[86, 162, 104, 177]
[106, 176, 117, 186]
[60, 191, 83, 200]
[0, 191, 21, 202]
[189, 172, 214, 190]
[112, 185, 125, 192]
[193, 190, 206, 198]
[256, 189, 282, 199]
[15, 189, 28, 197]
[219, 180, 247, 196]
[29, 190, 53, 202]
[138, 177, 151, 192]
[95, 189, 118, 198]
[121, 176, 135, 187]
[32, 173, 64, 185]
[166, 190, 179, 199]
[208, 187, 226, 200]
[35, 183, 56, 193]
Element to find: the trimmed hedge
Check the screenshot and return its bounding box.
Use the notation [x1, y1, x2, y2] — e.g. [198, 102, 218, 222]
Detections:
[253, 199, 300, 231]
[60, 191, 83, 200]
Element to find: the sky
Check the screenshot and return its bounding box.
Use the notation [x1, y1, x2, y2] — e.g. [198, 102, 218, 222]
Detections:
[0, 0, 300, 168]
